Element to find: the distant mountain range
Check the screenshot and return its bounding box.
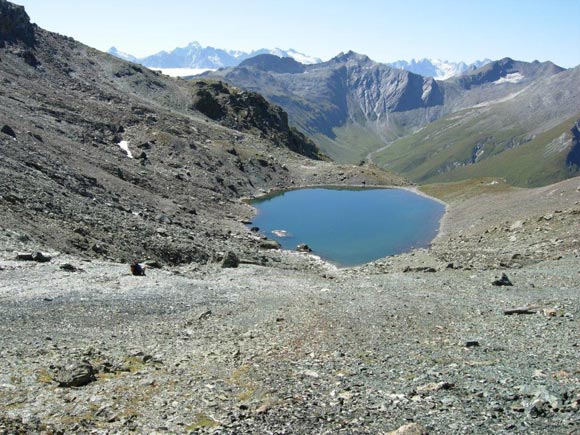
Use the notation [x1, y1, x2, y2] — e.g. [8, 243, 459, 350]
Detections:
[386, 58, 492, 80]
[108, 43, 322, 70]
[203, 53, 580, 187]
[108, 44, 490, 80]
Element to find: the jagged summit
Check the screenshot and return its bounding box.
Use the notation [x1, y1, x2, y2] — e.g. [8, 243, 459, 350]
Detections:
[455, 57, 565, 88]
[330, 50, 371, 64]
[0, 0, 36, 46]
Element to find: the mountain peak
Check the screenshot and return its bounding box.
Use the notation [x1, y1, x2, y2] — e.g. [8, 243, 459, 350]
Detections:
[0, 0, 36, 46]
[239, 54, 305, 74]
[387, 58, 492, 80]
[333, 51, 370, 63]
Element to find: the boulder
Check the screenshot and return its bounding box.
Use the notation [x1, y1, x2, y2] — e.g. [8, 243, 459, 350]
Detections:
[259, 240, 281, 250]
[221, 251, 240, 268]
[1, 125, 16, 138]
[492, 272, 513, 286]
[52, 360, 96, 388]
[296, 243, 312, 253]
[32, 252, 51, 263]
[16, 251, 51, 262]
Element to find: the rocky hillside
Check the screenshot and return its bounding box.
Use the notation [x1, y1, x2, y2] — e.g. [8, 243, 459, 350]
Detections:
[204, 51, 445, 163]
[203, 53, 579, 186]
[190, 79, 323, 159]
[0, 0, 404, 266]
[374, 64, 580, 186]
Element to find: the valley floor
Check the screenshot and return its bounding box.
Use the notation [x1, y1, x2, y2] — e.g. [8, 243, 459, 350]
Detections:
[1, 177, 580, 434]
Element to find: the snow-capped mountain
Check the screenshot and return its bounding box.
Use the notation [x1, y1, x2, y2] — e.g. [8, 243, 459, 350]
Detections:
[108, 47, 138, 63]
[107, 42, 322, 70]
[387, 58, 492, 80]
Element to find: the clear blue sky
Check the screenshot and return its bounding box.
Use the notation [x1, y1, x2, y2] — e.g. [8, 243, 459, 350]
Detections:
[15, 0, 580, 67]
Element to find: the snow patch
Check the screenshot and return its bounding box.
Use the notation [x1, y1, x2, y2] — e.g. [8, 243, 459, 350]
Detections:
[118, 140, 133, 159]
[494, 72, 524, 84]
[149, 67, 214, 77]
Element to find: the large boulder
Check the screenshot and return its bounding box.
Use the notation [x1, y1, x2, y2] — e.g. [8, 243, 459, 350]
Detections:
[52, 360, 97, 388]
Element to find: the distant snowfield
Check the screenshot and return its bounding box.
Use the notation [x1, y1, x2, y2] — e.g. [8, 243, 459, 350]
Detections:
[149, 67, 215, 77]
[494, 72, 524, 84]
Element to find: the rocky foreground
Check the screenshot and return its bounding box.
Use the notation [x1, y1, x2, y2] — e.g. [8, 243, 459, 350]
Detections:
[1, 178, 580, 435]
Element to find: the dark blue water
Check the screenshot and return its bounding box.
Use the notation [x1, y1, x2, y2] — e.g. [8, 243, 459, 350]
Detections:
[249, 188, 445, 267]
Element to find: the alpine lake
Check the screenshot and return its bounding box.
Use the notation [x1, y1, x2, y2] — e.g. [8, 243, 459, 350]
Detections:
[249, 187, 445, 267]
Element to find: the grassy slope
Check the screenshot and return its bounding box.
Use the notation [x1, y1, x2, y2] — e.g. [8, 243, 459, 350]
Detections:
[419, 177, 516, 203]
[374, 103, 580, 187]
[427, 114, 580, 186]
[312, 123, 387, 163]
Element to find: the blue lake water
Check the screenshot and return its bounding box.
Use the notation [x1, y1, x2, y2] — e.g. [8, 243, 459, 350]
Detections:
[249, 188, 445, 267]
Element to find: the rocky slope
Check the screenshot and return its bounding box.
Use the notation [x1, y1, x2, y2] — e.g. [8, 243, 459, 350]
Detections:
[0, 1, 404, 267]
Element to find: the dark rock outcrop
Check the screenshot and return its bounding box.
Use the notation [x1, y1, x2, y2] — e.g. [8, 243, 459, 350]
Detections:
[0, 0, 36, 46]
[191, 79, 324, 160]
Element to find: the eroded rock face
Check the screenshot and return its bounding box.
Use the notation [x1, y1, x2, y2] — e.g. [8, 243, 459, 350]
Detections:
[0, 0, 36, 46]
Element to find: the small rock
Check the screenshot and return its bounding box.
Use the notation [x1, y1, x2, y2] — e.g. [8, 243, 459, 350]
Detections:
[198, 310, 212, 320]
[465, 340, 480, 348]
[492, 273, 513, 286]
[32, 252, 51, 263]
[59, 263, 79, 272]
[543, 308, 557, 317]
[255, 404, 269, 414]
[503, 307, 537, 315]
[301, 369, 319, 378]
[221, 251, 239, 268]
[1, 125, 16, 138]
[387, 423, 427, 435]
[296, 243, 312, 253]
[416, 381, 454, 394]
[259, 240, 281, 250]
[144, 260, 162, 269]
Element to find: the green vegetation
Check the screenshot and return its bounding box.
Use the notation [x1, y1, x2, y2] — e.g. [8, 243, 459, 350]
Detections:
[427, 114, 580, 187]
[419, 177, 515, 203]
[374, 108, 580, 187]
[313, 123, 386, 163]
